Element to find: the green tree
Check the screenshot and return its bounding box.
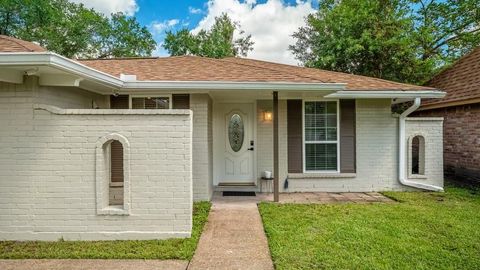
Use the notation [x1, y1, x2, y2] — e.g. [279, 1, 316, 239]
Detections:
[0, 0, 156, 58]
[164, 13, 254, 58]
[96, 13, 157, 58]
[290, 0, 480, 84]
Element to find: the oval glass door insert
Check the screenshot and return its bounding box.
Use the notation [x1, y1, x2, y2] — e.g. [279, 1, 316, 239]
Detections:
[228, 113, 244, 152]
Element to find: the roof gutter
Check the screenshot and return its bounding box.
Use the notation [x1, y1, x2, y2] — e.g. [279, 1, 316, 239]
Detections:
[122, 81, 346, 91]
[0, 52, 123, 88]
[326, 90, 446, 99]
[398, 97, 444, 192]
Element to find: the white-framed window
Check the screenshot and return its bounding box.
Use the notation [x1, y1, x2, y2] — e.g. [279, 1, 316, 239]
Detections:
[129, 95, 172, 109]
[303, 100, 339, 172]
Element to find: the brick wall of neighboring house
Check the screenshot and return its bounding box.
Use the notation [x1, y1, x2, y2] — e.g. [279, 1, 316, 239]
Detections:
[414, 103, 480, 183]
[0, 77, 193, 241]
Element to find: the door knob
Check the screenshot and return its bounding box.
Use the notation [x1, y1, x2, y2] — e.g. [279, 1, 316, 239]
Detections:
[247, 147, 254, 151]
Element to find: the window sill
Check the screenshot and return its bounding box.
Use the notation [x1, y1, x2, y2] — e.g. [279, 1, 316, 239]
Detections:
[109, 182, 124, 187]
[288, 173, 356, 179]
[408, 174, 427, 179]
[97, 206, 130, 216]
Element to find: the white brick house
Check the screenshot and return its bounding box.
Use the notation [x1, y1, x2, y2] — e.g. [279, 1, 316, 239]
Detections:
[0, 36, 445, 241]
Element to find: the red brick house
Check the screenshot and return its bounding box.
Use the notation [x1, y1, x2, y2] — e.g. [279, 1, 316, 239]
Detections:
[415, 47, 480, 183]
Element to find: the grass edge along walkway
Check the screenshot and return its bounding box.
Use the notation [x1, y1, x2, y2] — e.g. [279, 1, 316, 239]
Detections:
[0, 201, 211, 260]
[259, 186, 480, 270]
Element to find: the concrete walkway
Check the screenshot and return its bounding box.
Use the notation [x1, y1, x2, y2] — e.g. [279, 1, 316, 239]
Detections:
[187, 196, 274, 270]
[0, 259, 188, 270]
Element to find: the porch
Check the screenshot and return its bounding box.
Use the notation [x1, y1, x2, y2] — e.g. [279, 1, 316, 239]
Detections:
[211, 191, 394, 204]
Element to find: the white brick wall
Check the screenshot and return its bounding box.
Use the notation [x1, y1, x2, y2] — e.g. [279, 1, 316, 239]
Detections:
[0, 78, 192, 241]
[35, 83, 109, 109]
[255, 99, 443, 192]
[190, 94, 213, 201]
[256, 100, 273, 180]
[405, 117, 444, 187]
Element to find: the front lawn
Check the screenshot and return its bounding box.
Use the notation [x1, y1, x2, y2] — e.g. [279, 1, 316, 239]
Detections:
[0, 201, 210, 259]
[259, 186, 480, 270]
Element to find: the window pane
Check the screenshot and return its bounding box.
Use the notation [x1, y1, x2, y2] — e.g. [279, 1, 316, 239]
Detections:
[304, 101, 338, 171]
[315, 102, 326, 114]
[132, 97, 170, 109]
[304, 101, 337, 142]
[326, 128, 337, 140]
[305, 143, 337, 171]
[152, 97, 170, 109]
[305, 102, 315, 114]
[131, 98, 144, 109]
[327, 102, 337, 113]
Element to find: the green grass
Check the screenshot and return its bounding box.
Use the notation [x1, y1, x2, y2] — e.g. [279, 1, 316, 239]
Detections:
[0, 201, 211, 259]
[259, 186, 480, 270]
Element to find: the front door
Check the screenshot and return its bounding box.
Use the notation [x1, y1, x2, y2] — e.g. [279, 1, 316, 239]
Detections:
[217, 103, 255, 185]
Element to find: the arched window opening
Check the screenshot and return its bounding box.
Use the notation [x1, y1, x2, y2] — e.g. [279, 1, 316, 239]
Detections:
[411, 135, 425, 175]
[109, 140, 124, 206]
[95, 133, 130, 215]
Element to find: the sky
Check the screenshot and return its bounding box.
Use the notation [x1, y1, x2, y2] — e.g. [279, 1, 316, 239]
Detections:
[69, 0, 318, 65]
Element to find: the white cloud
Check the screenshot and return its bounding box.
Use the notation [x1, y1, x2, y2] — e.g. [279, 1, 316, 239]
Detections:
[150, 19, 180, 34]
[193, 0, 315, 64]
[69, 0, 138, 16]
[189, 6, 203, 14]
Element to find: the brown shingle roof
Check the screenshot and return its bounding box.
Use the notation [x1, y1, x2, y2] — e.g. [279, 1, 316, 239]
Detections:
[422, 47, 480, 108]
[79, 56, 433, 91]
[0, 35, 46, 52]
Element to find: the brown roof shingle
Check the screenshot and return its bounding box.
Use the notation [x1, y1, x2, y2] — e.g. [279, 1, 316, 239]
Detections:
[0, 35, 46, 53]
[79, 56, 433, 91]
[423, 47, 480, 107]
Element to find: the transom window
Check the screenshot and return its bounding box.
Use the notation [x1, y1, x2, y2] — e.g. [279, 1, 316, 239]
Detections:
[304, 101, 338, 172]
[131, 96, 171, 109]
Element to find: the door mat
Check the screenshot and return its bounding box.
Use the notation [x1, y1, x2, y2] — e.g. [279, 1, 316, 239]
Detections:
[223, 191, 256, 196]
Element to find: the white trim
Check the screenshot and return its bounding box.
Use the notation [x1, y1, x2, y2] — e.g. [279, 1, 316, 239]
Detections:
[302, 100, 340, 173]
[0, 52, 123, 88]
[95, 133, 131, 216]
[0, 231, 191, 241]
[123, 81, 346, 91]
[129, 94, 173, 109]
[326, 90, 446, 99]
[405, 117, 444, 121]
[253, 100, 258, 186]
[34, 104, 190, 115]
[288, 173, 356, 179]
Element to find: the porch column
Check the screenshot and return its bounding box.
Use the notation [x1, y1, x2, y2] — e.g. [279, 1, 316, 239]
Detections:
[273, 91, 279, 202]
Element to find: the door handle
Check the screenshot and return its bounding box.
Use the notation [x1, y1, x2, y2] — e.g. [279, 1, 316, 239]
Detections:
[247, 147, 254, 151]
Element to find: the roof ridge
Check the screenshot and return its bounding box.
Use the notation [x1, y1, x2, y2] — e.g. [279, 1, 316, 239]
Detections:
[221, 57, 327, 83]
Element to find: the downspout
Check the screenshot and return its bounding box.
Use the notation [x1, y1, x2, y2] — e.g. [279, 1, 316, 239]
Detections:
[398, 97, 444, 191]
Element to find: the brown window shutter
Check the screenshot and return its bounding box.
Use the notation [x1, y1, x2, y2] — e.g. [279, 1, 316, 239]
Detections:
[172, 94, 190, 109]
[110, 95, 129, 109]
[340, 99, 356, 173]
[110, 141, 124, 183]
[287, 100, 303, 173]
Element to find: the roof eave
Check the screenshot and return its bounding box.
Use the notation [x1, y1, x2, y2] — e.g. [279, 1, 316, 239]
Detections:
[121, 81, 346, 91]
[0, 52, 123, 89]
[326, 90, 446, 99]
